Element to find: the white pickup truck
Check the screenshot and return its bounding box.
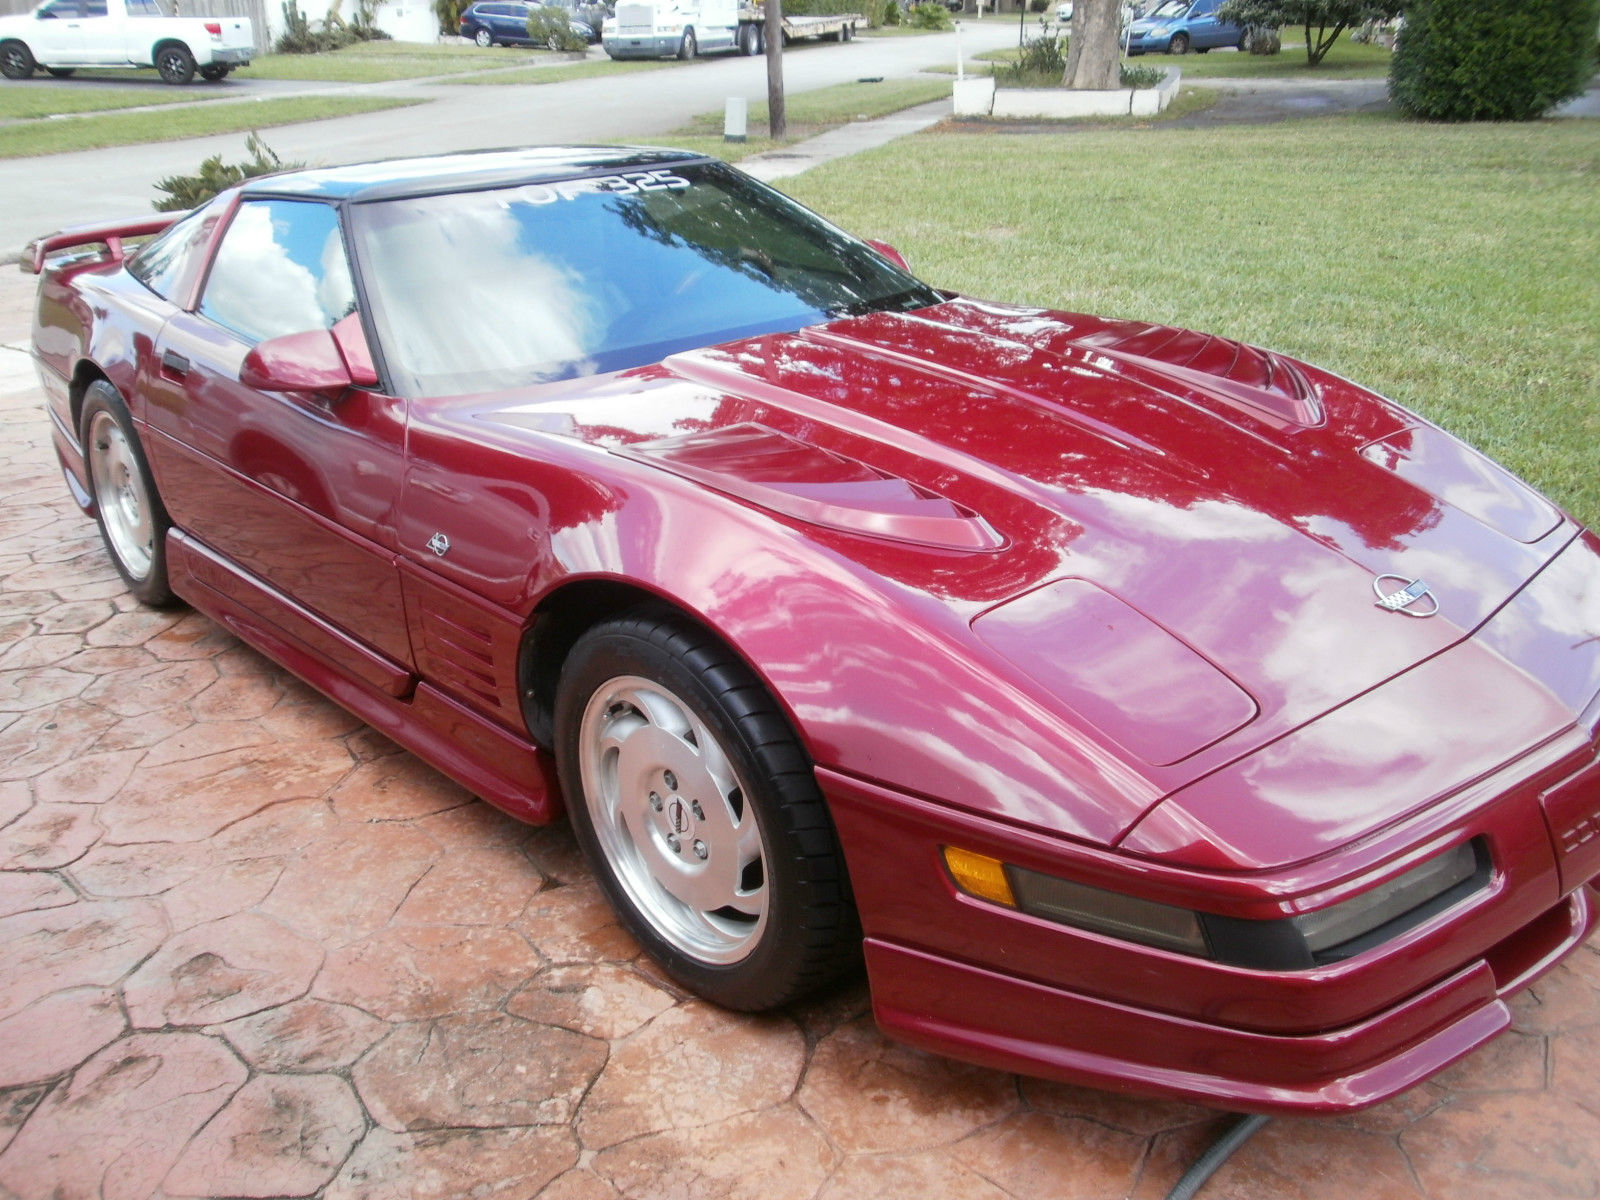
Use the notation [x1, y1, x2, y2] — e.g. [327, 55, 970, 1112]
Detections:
[0, 0, 253, 85]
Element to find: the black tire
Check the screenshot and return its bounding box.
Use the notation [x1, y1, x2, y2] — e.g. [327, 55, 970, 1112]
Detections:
[738, 21, 759, 54]
[0, 40, 35, 80]
[474, 26, 493, 46]
[155, 42, 196, 84]
[841, 20, 853, 39]
[1168, 31, 1189, 54]
[80, 381, 175, 607]
[198, 63, 230, 80]
[676, 27, 696, 59]
[554, 608, 858, 1011]
[46, 66, 75, 78]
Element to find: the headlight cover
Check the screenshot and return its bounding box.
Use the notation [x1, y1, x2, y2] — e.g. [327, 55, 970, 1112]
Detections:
[943, 840, 1489, 970]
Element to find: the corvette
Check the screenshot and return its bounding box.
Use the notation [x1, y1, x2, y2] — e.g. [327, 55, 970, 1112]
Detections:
[28, 147, 1600, 1115]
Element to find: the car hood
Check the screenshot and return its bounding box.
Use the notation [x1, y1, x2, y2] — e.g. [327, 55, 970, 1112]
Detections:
[465, 297, 1577, 843]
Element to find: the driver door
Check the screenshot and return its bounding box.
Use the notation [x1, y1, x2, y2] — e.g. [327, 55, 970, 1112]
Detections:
[142, 197, 415, 673]
[27, 0, 88, 64]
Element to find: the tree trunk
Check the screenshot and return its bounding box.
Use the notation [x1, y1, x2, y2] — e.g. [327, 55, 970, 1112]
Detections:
[1061, 0, 1122, 89]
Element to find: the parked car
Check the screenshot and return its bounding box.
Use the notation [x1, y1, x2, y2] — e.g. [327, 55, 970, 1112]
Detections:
[1126, 0, 1243, 53]
[0, 0, 252, 84]
[1055, 1, 1072, 23]
[459, 0, 597, 46]
[27, 147, 1600, 1116]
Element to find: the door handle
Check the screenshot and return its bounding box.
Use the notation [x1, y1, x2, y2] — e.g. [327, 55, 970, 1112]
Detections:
[161, 349, 190, 378]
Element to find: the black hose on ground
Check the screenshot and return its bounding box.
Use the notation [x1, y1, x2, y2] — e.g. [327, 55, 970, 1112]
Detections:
[1163, 1112, 1271, 1200]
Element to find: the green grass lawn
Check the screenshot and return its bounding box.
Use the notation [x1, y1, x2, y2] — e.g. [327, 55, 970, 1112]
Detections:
[657, 76, 955, 160]
[443, 57, 675, 85]
[778, 116, 1600, 525]
[0, 84, 231, 120]
[971, 34, 1393, 80]
[1140, 36, 1394, 79]
[0, 94, 419, 158]
[234, 41, 545, 82]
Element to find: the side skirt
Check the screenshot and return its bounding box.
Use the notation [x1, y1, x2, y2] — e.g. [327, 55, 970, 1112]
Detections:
[168, 528, 561, 825]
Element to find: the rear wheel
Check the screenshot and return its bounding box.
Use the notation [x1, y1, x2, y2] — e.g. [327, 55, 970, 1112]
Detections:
[81, 381, 175, 607]
[841, 20, 853, 39]
[155, 42, 195, 84]
[555, 609, 858, 1011]
[1168, 31, 1189, 54]
[46, 66, 75, 77]
[676, 27, 696, 59]
[737, 21, 759, 54]
[474, 26, 493, 45]
[198, 63, 229, 80]
[0, 40, 34, 80]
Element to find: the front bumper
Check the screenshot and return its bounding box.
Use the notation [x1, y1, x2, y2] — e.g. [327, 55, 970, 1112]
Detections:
[602, 33, 681, 58]
[820, 717, 1600, 1113]
[867, 887, 1594, 1113]
[1125, 29, 1167, 53]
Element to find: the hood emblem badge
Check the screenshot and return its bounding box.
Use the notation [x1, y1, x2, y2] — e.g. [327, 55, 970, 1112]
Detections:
[426, 532, 450, 557]
[1373, 574, 1439, 619]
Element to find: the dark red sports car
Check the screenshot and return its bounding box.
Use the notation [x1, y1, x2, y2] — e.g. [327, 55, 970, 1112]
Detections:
[29, 147, 1600, 1115]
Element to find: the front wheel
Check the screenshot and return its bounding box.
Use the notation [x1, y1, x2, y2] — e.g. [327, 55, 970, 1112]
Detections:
[0, 40, 35, 80]
[155, 43, 196, 84]
[474, 27, 493, 46]
[555, 610, 857, 1011]
[676, 27, 696, 59]
[81, 381, 175, 607]
[1167, 31, 1189, 54]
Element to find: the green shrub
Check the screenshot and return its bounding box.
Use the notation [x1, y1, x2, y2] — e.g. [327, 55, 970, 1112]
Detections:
[880, 0, 900, 23]
[1120, 62, 1164, 86]
[906, 2, 953, 29]
[994, 31, 1066, 84]
[153, 135, 303, 212]
[1243, 23, 1280, 52]
[434, 0, 471, 37]
[275, 0, 391, 52]
[527, 5, 589, 49]
[1391, 0, 1600, 120]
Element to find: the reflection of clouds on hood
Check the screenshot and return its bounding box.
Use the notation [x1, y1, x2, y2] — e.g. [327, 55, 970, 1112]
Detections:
[363, 200, 597, 389]
[205, 203, 350, 342]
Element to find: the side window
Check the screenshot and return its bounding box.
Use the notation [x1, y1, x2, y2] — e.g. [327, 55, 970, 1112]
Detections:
[128, 203, 220, 302]
[36, 0, 78, 19]
[82, 0, 108, 15]
[199, 199, 356, 345]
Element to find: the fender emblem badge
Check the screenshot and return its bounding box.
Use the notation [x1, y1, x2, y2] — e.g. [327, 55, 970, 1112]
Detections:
[1373, 574, 1439, 618]
[426, 532, 450, 557]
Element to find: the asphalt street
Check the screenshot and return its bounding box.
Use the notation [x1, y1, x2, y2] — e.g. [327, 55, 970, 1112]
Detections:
[0, 23, 1020, 256]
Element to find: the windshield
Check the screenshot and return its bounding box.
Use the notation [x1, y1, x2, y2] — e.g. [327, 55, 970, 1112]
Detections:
[349, 160, 941, 396]
[1145, 0, 1187, 17]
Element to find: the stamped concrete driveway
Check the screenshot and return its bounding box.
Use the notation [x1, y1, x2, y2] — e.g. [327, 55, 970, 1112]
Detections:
[1, 264, 1599, 1199]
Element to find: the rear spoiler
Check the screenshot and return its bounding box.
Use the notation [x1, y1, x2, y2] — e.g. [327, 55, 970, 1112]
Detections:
[27, 214, 179, 275]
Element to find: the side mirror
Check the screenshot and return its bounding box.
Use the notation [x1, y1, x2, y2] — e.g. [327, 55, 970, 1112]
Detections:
[239, 313, 380, 395]
[866, 239, 911, 273]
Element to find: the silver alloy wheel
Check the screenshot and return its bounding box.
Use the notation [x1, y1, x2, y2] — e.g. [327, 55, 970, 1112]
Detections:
[87, 410, 154, 581]
[577, 674, 768, 963]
